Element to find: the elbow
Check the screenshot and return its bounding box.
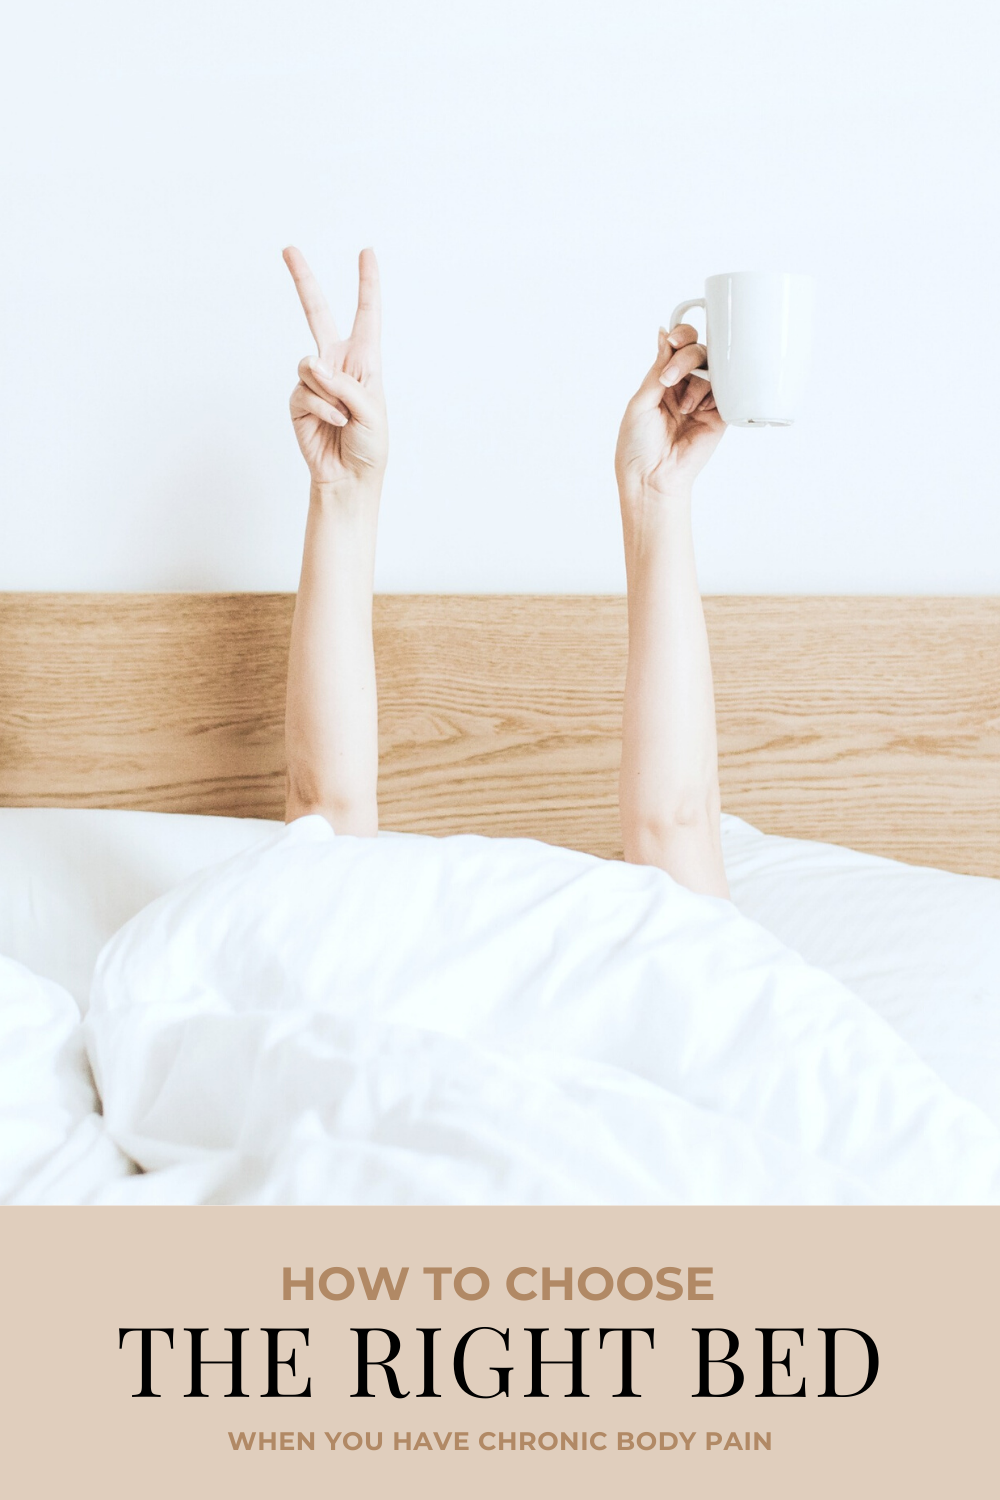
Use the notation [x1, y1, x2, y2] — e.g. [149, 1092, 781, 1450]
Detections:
[620, 779, 726, 886]
[284, 769, 378, 836]
[622, 811, 709, 868]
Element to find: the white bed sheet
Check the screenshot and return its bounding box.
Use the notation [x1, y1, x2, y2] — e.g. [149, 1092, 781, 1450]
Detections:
[1, 806, 997, 1204]
[1, 806, 996, 1121]
[0, 955, 133, 1203]
[83, 816, 1000, 1206]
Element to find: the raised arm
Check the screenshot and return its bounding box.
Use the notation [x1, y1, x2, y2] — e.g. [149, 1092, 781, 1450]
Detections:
[614, 324, 729, 898]
[282, 246, 388, 832]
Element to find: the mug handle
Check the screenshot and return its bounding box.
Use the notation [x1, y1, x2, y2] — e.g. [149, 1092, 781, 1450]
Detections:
[668, 297, 710, 380]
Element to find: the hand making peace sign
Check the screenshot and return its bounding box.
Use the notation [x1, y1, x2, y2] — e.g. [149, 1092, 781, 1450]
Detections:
[284, 245, 389, 491]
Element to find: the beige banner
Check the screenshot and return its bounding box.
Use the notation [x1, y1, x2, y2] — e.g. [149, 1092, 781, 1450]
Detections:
[2, 1206, 996, 1498]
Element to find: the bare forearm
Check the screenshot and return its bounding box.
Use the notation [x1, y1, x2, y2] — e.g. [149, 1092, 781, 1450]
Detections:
[619, 483, 728, 897]
[284, 479, 380, 832]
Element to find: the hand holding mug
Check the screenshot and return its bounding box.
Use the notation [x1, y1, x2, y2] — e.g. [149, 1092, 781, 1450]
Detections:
[615, 324, 726, 502]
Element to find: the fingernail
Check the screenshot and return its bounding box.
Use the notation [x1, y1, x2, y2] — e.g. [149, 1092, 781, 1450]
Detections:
[666, 330, 684, 348]
[659, 365, 681, 387]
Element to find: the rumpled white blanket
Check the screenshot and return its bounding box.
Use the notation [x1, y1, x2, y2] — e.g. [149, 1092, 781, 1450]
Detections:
[83, 816, 1000, 1206]
[0, 956, 134, 1203]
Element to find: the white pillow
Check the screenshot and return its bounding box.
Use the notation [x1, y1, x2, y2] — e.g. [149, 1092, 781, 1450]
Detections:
[723, 818, 1000, 1125]
[0, 807, 277, 1005]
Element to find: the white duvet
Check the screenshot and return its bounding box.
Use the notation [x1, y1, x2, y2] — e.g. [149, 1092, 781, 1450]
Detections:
[0, 956, 133, 1203]
[81, 816, 1000, 1206]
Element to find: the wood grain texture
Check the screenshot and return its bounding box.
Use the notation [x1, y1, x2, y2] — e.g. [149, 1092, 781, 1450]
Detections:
[707, 596, 1000, 878]
[0, 593, 292, 818]
[0, 593, 997, 876]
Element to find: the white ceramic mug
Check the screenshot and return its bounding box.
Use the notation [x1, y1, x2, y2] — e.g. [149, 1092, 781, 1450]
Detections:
[670, 271, 814, 426]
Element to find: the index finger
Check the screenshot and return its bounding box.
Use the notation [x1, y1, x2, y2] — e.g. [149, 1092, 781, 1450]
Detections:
[282, 246, 340, 355]
[666, 323, 700, 349]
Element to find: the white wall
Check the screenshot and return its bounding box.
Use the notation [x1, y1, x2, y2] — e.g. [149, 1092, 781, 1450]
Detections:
[1, 0, 998, 593]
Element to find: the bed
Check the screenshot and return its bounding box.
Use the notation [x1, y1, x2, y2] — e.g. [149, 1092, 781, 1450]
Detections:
[1, 592, 998, 1206]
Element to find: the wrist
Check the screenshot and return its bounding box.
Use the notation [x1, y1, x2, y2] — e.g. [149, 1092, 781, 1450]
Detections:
[618, 477, 692, 517]
[309, 474, 382, 516]
[619, 479, 694, 561]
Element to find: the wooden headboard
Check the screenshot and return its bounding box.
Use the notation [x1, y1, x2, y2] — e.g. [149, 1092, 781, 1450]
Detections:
[1, 593, 997, 877]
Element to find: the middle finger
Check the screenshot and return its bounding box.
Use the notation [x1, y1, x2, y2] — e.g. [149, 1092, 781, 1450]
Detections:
[677, 374, 712, 413]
